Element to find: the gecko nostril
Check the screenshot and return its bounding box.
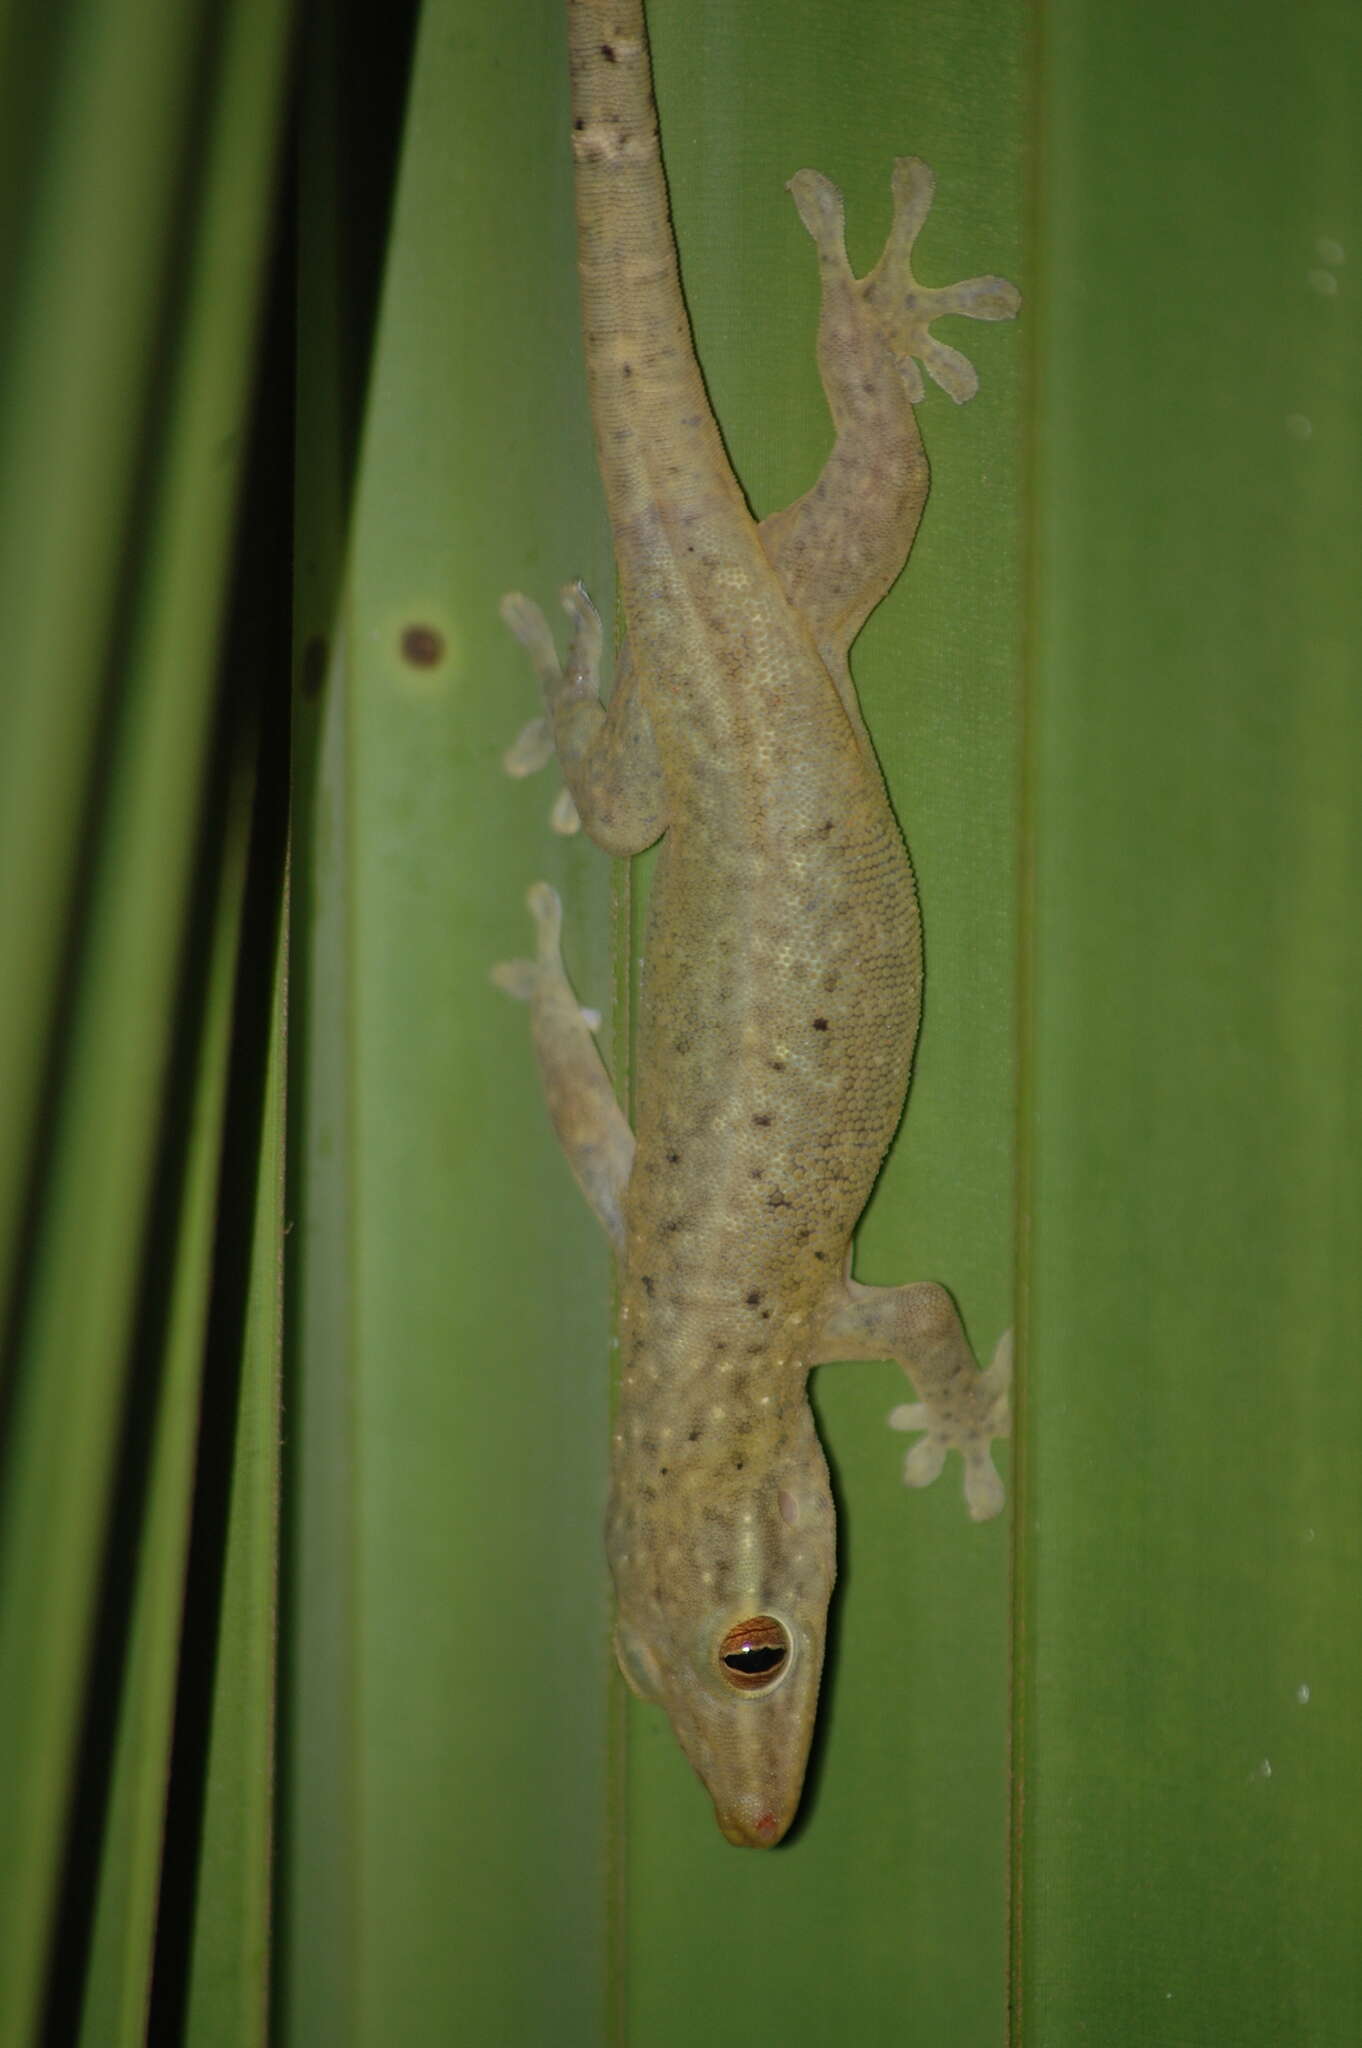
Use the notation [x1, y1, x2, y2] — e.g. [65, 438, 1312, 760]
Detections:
[717, 1615, 791, 1691]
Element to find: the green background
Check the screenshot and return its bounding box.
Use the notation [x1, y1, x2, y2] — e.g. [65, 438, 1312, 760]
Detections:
[0, 0, 1358, 2041]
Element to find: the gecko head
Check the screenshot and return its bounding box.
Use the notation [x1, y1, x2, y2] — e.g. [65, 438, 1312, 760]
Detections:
[609, 1459, 835, 1848]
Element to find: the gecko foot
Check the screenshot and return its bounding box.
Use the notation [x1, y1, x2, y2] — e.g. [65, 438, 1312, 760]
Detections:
[490, 880, 600, 1024]
[499, 583, 605, 835]
[491, 882, 632, 1248]
[889, 1326, 1013, 1522]
[788, 158, 1019, 405]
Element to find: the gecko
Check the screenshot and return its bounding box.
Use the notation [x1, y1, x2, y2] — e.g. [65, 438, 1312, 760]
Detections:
[494, 0, 1018, 1848]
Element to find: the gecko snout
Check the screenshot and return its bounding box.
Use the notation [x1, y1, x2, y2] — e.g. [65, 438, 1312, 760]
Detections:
[715, 1798, 791, 1850]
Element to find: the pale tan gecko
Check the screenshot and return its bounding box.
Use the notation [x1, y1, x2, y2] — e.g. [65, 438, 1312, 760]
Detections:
[494, 0, 1018, 1847]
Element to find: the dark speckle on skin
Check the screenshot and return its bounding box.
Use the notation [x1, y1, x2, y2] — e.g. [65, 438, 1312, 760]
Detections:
[753, 1113, 771, 1127]
[812, 1017, 829, 1031]
[745, 1291, 762, 1306]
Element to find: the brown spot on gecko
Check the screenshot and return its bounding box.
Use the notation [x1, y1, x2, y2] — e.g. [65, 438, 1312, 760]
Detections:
[812, 1017, 829, 1031]
[745, 1291, 762, 1306]
[752, 1113, 772, 1127]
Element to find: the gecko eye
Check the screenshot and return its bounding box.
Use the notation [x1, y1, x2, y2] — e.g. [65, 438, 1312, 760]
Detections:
[717, 1615, 791, 1693]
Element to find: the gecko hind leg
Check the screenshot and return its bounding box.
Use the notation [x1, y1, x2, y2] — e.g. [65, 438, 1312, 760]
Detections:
[491, 882, 635, 1252]
[813, 1280, 1011, 1521]
[500, 583, 665, 855]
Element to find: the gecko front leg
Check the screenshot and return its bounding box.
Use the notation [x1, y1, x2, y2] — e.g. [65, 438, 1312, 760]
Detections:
[501, 581, 666, 853]
[492, 881, 634, 1253]
[812, 1281, 1012, 1522]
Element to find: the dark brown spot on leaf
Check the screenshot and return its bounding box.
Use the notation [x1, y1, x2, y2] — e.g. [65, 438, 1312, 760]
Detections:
[400, 624, 444, 667]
